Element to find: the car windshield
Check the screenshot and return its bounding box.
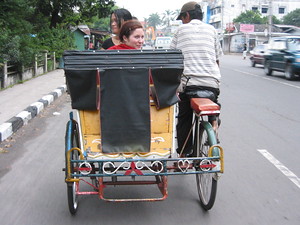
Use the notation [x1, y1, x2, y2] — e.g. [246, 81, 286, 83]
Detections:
[253, 44, 267, 53]
[287, 38, 300, 51]
[255, 45, 264, 51]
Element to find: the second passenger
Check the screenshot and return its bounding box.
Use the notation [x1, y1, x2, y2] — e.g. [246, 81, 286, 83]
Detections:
[101, 8, 133, 49]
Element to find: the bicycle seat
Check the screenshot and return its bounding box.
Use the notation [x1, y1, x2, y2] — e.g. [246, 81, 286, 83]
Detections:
[190, 98, 220, 115]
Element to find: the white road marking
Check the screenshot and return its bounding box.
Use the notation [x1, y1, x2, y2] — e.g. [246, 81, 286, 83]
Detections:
[258, 149, 300, 189]
[233, 69, 300, 89]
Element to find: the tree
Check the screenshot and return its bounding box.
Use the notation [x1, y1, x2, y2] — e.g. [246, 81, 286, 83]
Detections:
[161, 10, 176, 28]
[0, 0, 115, 67]
[282, 8, 300, 26]
[233, 10, 264, 24]
[147, 13, 162, 31]
[175, 9, 180, 18]
[0, 32, 21, 63]
[90, 16, 111, 31]
[0, 0, 36, 65]
[0, 0, 33, 34]
[262, 15, 282, 25]
[90, 5, 119, 31]
[36, 28, 74, 59]
[272, 15, 282, 25]
[31, 0, 115, 29]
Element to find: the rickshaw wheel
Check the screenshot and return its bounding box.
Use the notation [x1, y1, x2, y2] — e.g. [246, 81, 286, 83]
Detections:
[67, 150, 79, 215]
[65, 121, 80, 215]
[194, 123, 218, 210]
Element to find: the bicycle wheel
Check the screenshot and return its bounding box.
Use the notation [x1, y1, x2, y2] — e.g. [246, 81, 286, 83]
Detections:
[65, 120, 80, 215]
[194, 120, 218, 210]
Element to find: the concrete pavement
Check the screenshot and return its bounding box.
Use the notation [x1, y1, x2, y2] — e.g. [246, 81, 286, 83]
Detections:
[0, 69, 67, 142]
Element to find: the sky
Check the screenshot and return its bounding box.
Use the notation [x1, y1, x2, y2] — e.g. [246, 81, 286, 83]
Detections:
[114, 0, 190, 21]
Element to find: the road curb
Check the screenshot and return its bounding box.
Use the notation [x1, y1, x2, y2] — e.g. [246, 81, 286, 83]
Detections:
[0, 85, 67, 143]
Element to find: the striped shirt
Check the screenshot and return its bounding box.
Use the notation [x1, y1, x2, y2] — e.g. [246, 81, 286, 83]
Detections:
[170, 19, 222, 88]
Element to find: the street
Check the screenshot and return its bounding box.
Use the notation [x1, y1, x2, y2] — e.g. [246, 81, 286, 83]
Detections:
[0, 54, 299, 224]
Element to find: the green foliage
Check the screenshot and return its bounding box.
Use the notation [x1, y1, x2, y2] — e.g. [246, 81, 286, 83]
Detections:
[37, 28, 75, 59]
[31, 0, 115, 28]
[0, 27, 73, 67]
[89, 16, 111, 31]
[89, 5, 119, 31]
[0, 31, 38, 67]
[233, 10, 264, 24]
[81, 0, 115, 22]
[147, 13, 162, 30]
[262, 15, 282, 24]
[282, 8, 300, 26]
[0, 0, 115, 70]
[161, 10, 176, 27]
[233, 10, 282, 25]
[0, 31, 21, 63]
[0, 0, 33, 33]
[272, 16, 282, 25]
[19, 34, 40, 66]
[47, 60, 54, 71]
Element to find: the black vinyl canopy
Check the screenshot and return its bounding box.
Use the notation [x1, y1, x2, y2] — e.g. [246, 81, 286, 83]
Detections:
[64, 50, 183, 153]
[63, 49, 184, 70]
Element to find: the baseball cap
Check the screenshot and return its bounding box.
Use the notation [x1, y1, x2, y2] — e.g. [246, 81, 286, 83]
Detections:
[176, 1, 200, 20]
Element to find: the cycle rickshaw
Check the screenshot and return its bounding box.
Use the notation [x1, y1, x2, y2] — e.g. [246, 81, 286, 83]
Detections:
[63, 49, 224, 215]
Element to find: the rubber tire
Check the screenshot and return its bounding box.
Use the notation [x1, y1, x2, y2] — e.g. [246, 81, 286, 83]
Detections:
[67, 149, 79, 215]
[251, 59, 256, 67]
[264, 60, 272, 76]
[67, 180, 78, 215]
[284, 63, 295, 80]
[65, 121, 79, 215]
[194, 121, 218, 210]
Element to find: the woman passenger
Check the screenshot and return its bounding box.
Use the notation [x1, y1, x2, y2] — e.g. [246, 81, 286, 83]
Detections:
[107, 20, 144, 50]
[101, 8, 132, 49]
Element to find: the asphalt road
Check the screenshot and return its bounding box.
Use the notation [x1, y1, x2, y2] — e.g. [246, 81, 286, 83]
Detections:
[0, 54, 299, 225]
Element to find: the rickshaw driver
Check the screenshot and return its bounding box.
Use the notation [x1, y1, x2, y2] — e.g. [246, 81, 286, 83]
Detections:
[170, 1, 223, 157]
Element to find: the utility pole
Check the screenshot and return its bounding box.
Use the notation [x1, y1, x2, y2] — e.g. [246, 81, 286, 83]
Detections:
[221, 0, 224, 33]
[268, 0, 273, 41]
[221, 0, 224, 50]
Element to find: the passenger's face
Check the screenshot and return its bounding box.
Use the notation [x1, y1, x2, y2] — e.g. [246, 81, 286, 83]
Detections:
[123, 28, 144, 49]
[111, 13, 120, 34]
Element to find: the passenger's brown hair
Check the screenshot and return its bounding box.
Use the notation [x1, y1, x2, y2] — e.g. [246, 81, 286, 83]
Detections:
[119, 20, 143, 42]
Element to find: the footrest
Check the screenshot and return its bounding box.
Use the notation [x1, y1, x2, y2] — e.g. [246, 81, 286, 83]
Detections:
[190, 98, 220, 115]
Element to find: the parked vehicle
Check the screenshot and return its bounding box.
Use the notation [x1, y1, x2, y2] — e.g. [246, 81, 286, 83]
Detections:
[142, 43, 153, 50]
[154, 37, 172, 49]
[264, 36, 300, 80]
[249, 44, 268, 67]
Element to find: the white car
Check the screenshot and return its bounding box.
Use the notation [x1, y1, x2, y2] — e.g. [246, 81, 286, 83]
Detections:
[249, 44, 269, 67]
[154, 37, 172, 49]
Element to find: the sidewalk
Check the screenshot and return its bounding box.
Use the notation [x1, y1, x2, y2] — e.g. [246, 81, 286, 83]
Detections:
[0, 69, 67, 142]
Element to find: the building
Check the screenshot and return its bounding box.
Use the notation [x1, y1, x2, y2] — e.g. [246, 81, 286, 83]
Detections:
[200, 0, 300, 34]
[72, 25, 110, 50]
[72, 25, 91, 50]
[89, 28, 110, 50]
[198, 0, 300, 53]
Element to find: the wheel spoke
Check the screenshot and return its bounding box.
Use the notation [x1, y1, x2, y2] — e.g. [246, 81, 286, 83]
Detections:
[194, 123, 217, 210]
